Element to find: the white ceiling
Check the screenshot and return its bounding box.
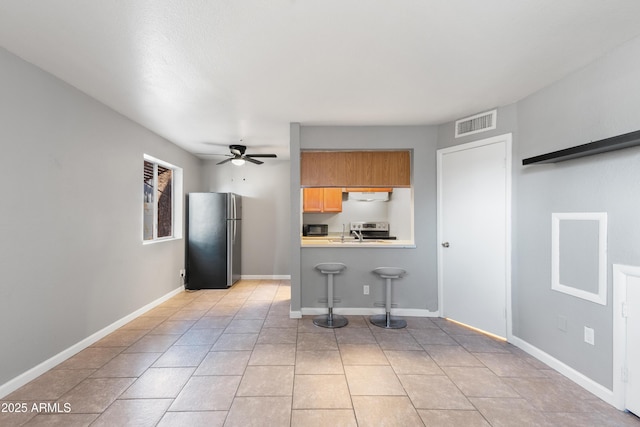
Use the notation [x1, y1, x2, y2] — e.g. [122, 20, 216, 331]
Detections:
[2, 1, 640, 159]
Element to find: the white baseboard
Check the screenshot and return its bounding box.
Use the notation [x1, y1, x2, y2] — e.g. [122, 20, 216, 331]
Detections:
[509, 335, 615, 406]
[240, 275, 291, 280]
[0, 286, 184, 399]
[298, 307, 438, 317]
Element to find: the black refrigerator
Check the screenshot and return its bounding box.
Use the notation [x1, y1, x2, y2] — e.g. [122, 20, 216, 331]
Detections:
[185, 192, 242, 289]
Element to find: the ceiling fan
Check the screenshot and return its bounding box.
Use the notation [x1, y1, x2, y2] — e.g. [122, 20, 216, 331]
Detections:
[214, 144, 278, 166]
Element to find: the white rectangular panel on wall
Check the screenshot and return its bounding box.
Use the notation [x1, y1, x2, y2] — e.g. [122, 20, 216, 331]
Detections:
[551, 212, 607, 305]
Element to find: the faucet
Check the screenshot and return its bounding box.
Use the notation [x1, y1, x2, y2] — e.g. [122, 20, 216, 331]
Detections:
[353, 229, 364, 243]
[341, 224, 346, 243]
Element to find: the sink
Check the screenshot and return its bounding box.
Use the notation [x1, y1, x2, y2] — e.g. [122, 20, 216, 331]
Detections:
[373, 267, 406, 278]
[315, 263, 347, 273]
[328, 238, 356, 243]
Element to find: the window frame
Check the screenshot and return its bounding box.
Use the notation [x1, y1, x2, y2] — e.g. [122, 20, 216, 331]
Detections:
[143, 154, 183, 244]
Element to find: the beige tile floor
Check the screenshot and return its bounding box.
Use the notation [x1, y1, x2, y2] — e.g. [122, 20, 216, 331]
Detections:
[1, 279, 639, 426]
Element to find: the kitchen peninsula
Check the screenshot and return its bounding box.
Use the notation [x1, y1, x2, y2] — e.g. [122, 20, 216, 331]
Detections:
[290, 125, 439, 321]
[295, 142, 434, 318]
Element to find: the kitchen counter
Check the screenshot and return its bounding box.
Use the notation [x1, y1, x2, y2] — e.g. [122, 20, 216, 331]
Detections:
[301, 235, 416, 248]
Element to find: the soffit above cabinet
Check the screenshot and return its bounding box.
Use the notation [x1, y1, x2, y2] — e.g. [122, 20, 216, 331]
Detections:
[300, 150, 411, 187]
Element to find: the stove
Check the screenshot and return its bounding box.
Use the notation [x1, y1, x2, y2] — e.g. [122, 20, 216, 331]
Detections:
[350, 221, 396, 240]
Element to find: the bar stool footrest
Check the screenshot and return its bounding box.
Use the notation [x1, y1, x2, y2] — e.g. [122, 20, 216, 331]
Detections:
[318, 298, 342, 304]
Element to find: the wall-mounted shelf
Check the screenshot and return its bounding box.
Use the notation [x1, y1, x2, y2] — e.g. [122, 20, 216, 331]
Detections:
[522, 130, 640, 165]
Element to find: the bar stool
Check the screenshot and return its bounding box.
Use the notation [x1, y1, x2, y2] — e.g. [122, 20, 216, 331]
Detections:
[313, 263, 348, 328]
[370, 267, 407, 329]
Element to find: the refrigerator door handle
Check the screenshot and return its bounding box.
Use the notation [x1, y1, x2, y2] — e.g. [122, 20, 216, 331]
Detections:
[232, 193, 236, 219]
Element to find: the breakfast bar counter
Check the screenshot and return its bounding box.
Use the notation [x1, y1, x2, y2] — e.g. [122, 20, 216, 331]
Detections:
[301, 236, 416, 249]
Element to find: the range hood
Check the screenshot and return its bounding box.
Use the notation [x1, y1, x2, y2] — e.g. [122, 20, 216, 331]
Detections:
[348, 191, 389, 202]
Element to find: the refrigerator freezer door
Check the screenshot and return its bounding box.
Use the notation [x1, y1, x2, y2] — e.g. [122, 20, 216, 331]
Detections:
[227, 194, 242, 286]
[226, 218, 242, 287]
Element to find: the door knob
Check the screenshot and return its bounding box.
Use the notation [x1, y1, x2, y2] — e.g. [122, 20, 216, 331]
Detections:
[441, 242, 450, 248]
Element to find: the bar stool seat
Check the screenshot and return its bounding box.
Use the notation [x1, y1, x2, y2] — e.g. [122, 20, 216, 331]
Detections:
[313, 263, 348, 328]
[370, 267, 407, 329]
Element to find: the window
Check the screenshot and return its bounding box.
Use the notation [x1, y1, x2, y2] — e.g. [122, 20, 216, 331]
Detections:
[143, 155, 183, 242]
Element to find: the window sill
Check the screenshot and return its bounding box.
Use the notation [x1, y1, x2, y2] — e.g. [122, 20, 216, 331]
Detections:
[143, 236, 182, 245]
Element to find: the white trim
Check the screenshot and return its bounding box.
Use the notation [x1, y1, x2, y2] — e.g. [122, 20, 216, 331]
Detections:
[551, 212, 608, 305]
[289, 310, 303, 319]
[240, 275, 291, 280]
[142, 236, 182, 245]
[143, 154, 183, 243]
[613, 264, 640, 410]
[0, 286, 184, 399]
[436, 133, 513, 340]
[510, 335, 615, 406]
[300, 307, 439, 317]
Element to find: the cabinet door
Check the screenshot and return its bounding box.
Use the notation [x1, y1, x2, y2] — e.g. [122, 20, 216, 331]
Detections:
[322, 188, 343, 212]
[301, 152, 346, 187]
[302, 188, 324, 212]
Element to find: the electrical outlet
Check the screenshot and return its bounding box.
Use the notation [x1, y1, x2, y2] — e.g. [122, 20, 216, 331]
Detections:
[584, 326, 595, 345]
[179, 269, 186, 278]
[363, 285, 370, 295]
[557, 315, 567, 332]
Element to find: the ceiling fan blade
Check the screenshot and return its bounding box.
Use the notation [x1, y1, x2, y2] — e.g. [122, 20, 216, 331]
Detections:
[245, 153, 277, 158]
[216, 158, 233, 165]
[244, 156, 264, 165]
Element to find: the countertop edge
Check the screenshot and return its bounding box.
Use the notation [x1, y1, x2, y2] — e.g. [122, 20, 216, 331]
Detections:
[301, 243, 416, 249]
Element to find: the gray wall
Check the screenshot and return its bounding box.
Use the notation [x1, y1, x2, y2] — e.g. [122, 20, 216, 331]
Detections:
[0, 47, 203, 387]
[202, 158, 291, 276]
[436, 35, 640, 389]
[514, 35, 640, 389]
[292, 126, 439, 312]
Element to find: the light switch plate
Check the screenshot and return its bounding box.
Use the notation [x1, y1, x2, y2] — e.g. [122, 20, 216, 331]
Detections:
[584, 326, 595, 345]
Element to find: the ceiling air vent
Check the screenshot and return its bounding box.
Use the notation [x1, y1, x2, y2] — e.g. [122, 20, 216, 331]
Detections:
[455, 109, 497, 138]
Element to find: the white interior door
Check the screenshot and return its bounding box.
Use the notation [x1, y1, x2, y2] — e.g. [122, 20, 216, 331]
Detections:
[626, 275, 640, 415]
[437, 135, 511, 338]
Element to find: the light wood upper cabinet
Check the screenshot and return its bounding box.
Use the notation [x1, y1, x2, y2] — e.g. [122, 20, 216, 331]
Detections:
[302, 188, 324, 212]
[303, 188, 343, 213]
[322, 188, 343, 212]
[301, 151, 410, 187]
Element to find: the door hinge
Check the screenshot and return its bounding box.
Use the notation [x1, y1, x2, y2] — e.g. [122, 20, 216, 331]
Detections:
[622, 302, 628, 318]
[622, 366, 628, 383]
